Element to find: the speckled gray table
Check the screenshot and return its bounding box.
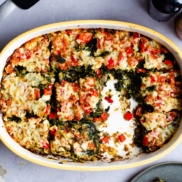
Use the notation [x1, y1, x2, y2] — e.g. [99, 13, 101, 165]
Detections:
[0, 0, 182, 182]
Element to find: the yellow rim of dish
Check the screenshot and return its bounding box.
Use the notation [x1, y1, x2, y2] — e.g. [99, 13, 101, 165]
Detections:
[0, 20, 182, 171]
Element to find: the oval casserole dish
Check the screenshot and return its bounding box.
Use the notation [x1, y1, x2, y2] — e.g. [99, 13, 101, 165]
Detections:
[0, 20, 182, 171]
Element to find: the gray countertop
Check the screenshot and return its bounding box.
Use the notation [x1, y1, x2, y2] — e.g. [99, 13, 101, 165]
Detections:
[0, 0, 182, 181]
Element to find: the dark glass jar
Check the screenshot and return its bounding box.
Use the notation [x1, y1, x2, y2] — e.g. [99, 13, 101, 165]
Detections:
[148, 0, 182, 22]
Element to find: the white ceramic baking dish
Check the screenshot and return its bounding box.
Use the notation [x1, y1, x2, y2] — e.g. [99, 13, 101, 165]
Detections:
[0, 20, 182, 171]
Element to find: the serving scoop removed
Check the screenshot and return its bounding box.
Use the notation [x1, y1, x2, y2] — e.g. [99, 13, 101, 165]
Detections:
[0, 0, 39, 22]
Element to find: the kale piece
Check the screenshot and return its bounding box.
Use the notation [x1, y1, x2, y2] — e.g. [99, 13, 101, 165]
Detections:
[58, 65, 97, 83]
[7, 116, 21, 123]
[55, 55, 66, 64]
[49, 118, 62, 126]
[14, 65, 27, 76]
[112, 69, 123, 80]
[97, 51, 110, 58]
[90, 105, 104, 118]
[25, 112, 38, 118]
[134, 124, 150, 152]
[141, 103, 154, 113]
[114, 81, 123, 91]
[136, 59, 145, 69]
[85, 38, 97, 57]
[146, 85, 156, 92]
[50, 89, 57, 112]
[79, 120, 100, 154]
[123, 71, 142, 100]
[62, 66, 85, 82]
[38, 74, 52, 89]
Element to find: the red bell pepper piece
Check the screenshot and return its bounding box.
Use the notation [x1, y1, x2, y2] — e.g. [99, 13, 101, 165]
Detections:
[124, 111, 133, 121]
[105, 96, 113, 103]
[164, 59, 173, 66]
[101, 136, 109, 143]
[126, 47, 133, 54]
[133, 32, 140, 39]
[49, 111, 57, 119]
[142, 135, 148, 146]
[118, 134, 126, 142]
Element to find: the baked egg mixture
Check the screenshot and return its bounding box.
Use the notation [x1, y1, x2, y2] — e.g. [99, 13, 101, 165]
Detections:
[0, 28, 182, 162]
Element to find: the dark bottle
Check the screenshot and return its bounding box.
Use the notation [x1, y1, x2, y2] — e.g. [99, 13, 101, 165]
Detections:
[148, 0, 182, 22]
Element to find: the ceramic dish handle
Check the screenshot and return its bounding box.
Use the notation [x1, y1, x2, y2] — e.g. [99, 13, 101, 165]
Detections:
[0, 0, 16, 22]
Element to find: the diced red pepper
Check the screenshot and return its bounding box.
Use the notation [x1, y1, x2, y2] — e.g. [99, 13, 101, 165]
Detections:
[65, 29, 72, 34]
[42, 141, 50, 149]
[71, 56, 79, 66]
[158, 75, 166, 83]
[93, 117, 102, 122]
[49, 128, 57, 136]
[136, 68, 146, 74]
[133, 32, 140, 39]
[75, 134, 83, 139]
[140, 38, 147, 52]
[164, 59, 173, 66]
[65, 127, 71, 133]
[118, 134, 126, 142]
[104, 31, 114, 41]
[168, 111, 178, 122]
[25, 50, 31, 59]
[107, 57, 115, 70]
[105, 96, 113, 103]
[101, 112, 109, 120]
[44, 105, 51, 115]
[96, 69, 102, 78]
[118, 53, 124, 63]
[72, 83, 80, 92]
[96, 69, 101, 75]
[93, 112, 109, 122]
[91, 90, 99, 97]
[156, 102, 162, 107]
[11, 57, 20, 64]
[126, 47, 133, 54]
[88, 142, 95, 149]
[49, 111, 57, 119]
[142, 135, 148, 146]
[84, 109, 92, 115]
[150, 75, 156, 83]
[124, 111, 133, 121]
[43, 84, 53, 95]
[140, 42, 145, 52]
[6, 64, 13, 74]
[76, 32, 93, 44]
[6, 99, 12, 107]
[97, 38, 102, 49]
[145, 94, 155, 103]
[141, 84, 146, 88]
[72, 56, 78, 63]
[49, 83, 53, 88]
[34, 89, 40, 99]
[101, 136, 109, 143]
[44, 88, 52, 95]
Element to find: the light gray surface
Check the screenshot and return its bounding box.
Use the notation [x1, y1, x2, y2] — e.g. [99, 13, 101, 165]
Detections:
[0, 0, 182, 182]
[0, 0, 16, 22]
